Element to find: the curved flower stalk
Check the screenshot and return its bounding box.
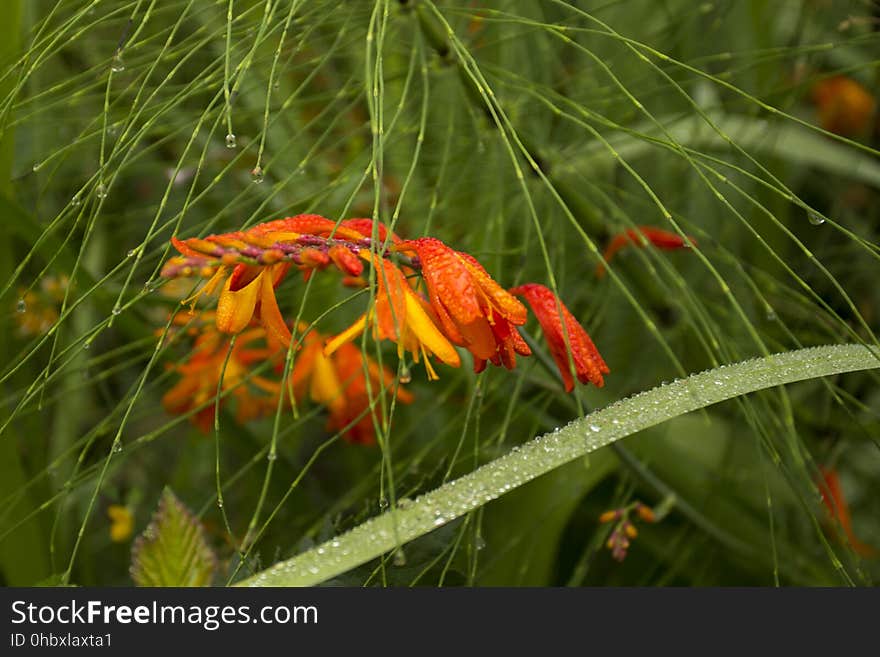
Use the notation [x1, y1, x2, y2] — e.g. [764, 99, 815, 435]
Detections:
[160, 214, 609, 437]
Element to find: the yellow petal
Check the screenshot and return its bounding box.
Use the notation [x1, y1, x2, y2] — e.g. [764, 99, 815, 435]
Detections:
[323, 315, 367, 357]
[216, 270, 262, 333]
[309, 350, 346, 415]
[403, 291, 460, 367]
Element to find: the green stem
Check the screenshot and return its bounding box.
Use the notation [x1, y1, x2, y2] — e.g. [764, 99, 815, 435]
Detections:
[239, 343, 879, 586]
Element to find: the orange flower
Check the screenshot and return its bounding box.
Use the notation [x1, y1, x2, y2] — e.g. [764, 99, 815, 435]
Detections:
[290, 326, 413, 444]
[811, 76, 876, 137]
[818, 467, 876, 558]
[395, 237, 530, 371]
[596, 226, 696, 278]
[509, 283, 608, 391]
[324, 255, 461, 380]
[162, 325, 280, 432]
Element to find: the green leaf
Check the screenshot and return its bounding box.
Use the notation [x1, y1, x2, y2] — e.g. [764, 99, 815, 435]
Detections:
[131, 489, 217, 587]
[238, 344, 880, 587]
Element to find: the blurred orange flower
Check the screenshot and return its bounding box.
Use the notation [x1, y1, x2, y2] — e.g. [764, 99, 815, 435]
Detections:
[810, 75, 876, 137]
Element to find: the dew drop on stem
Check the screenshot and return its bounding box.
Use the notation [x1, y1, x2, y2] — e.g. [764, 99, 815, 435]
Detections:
[111, 52, 125, 73]
[225, 133, 237, 149]
[250, 166, 264, 184]
[16, 298, 26, 313]
[808, 211, 825, 226]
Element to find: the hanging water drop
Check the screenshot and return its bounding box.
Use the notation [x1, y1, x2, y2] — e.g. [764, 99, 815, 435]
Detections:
[83, 340, 91, 350]
[267, 450, 277, 461]
[475, 536, 487, 551]
[225, 133, 237, 149]
[217, 498, 224, 509]
[127, 248, 137, 257]
[765, 307, 777, 321]
[96, 183, 108, 199]
[807, 211, 825, 226]
[250, 165, 264, 184]
[71, 194, 81, 207]
[113, 442, 123, 454]
[378, 496, 389, 511]
[16, 298, 26, 313]
[111, 52, 125, 73]
[111, 305, 121, 316]
[32, 162, 41, 172]
[392, 548, 407, 567]
[399, 367, 412, 384]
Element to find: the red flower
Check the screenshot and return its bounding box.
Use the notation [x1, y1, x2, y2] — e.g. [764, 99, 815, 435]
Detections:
[509, 283, 608, 391]
[595, 226, 696, 278]
[395, 237, 530, 371]
[818, 467, 876, 557]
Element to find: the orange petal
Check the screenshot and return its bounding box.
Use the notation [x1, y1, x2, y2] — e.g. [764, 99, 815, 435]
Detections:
[258, 269, 291, 349]
[216, 270, 262, 334]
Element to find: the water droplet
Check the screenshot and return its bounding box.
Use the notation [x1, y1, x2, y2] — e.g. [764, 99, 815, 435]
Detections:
[71, 194, 81, 207]
[127, 248, 137, 257]
[217, 498, 224, 508]
[111, 52, 125, 73]
[398, 367, 412, 384]
[111, 305, 121, 316]
[397, 497, 413, 509]
[267, 450, 277, 461]
[83, 340, 91, 350]
[113, 442, 123, 453]
[225, 133, 237, 149]
[475, 536, 486, 551]
[765, 308, 777, 321]
[16, 298, 26, 313]
[32, 162, 41, 172]
[250, 165, 264, 183]
[589, 424, 601, 433]
[807, 211, 825, 226]
[378, 496, 389, 511]
[392, 548, 407, 567]
[96, 183, 108, 199]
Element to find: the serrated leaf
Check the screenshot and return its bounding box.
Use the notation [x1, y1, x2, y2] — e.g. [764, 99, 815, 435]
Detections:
[130, 489, 217, 587]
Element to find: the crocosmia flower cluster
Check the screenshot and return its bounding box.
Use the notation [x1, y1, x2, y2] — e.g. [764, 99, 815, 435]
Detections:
[160, 215, 609, 442]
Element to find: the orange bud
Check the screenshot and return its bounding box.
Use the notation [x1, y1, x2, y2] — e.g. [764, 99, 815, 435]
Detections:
[636, 504, 656, 523]
[328, 244, 364, 276]
[598, 510, 618, 523]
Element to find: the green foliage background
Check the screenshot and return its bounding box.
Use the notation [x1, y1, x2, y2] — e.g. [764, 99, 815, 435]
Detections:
[1, 0, 879, 586]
